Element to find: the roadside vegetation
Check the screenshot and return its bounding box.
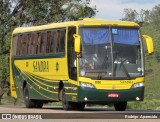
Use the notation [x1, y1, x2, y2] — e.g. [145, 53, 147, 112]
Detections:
[122, 6, 160, 110]
[0, 1, 160, 110]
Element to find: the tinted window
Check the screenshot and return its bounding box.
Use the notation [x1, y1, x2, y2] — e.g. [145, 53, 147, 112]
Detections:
[13, 28, 66, 56]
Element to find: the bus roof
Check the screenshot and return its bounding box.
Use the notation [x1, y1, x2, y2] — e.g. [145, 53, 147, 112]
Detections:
[12, 18, 139, 35]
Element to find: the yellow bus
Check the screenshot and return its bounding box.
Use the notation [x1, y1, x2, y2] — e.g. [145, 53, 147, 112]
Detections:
[10, 18, 154, 111]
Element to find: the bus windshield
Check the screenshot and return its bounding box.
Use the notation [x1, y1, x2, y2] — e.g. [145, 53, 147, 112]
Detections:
[79, 27, 143, 80]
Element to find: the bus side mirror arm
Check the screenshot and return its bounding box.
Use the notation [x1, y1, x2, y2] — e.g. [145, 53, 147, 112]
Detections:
[73, 34, 81, 53]
[142, 35, 154, 55]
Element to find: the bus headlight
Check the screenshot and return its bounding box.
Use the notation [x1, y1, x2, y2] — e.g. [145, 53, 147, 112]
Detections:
[80, 82, 95, 88]
[131, 82, 144, 88]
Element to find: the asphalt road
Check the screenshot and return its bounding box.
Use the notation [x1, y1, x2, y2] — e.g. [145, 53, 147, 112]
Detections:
[0, 105, 160, 119]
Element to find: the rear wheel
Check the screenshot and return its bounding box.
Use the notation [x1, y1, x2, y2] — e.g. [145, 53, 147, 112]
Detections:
[23, 84, 36, 108]
[114, 102, 127, 111]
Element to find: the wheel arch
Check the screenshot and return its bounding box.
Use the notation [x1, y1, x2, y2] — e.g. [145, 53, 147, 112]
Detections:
[58, 81, 64, 101]
[58, 81, 64, 92]
[23, 80, 27, 89]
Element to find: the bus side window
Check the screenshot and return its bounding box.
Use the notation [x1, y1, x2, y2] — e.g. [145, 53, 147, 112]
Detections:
[59, 29, 66, 52]
[16, 36, 18, 55]
[22, 35, 27, 55]
[56, 30, 60, 52]
[56, 29, 66, 53]
[39, 32, 47, 54]
[12, 35, 18, 56]
[46, 31, 51, 53]
[28, 33, 35, 55]
[32, 33, 36, 55]
[50, 31, 57, 53]
[54, 31, 58, 53]
[28, 34, 32, 55]
[35, 33, 40, 54]
[26, 34, 30, 55]
[16, 35, 22, 56]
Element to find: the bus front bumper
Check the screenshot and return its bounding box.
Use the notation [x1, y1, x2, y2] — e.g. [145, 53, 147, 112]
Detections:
[77, 86, 144, 103]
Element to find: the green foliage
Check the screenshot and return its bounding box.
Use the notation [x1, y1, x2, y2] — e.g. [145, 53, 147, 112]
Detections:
[9, 0, 97, 25]
[121, 8, 138, 22]
[150, 4, 160, 30]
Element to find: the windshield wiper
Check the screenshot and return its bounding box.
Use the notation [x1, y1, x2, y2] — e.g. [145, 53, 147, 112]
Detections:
[119, 58, 131, 79]
[113, 51, 131, 79]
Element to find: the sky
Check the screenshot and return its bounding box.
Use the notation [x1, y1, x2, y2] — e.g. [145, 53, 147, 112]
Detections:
[90, 0, 160, 20]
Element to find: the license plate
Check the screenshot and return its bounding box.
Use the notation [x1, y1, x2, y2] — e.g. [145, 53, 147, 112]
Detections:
[108, 93, 119, 98]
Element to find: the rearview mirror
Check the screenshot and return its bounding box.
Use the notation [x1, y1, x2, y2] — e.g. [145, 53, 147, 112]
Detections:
[142, 35, 154, 54]
[73, 34, 81, 53]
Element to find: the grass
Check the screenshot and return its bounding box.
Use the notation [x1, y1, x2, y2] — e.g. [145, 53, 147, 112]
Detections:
[1, 94, 24, 106]
[127, 56, 160, 110]
[128, 99, 160, 110]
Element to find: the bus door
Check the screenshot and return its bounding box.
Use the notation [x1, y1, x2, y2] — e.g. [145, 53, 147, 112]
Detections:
[67, 27, 78, 96]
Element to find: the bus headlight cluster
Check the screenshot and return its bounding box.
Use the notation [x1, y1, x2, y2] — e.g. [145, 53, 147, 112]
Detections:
[131, 82, 144, 88]
[80, 82, 95, 88]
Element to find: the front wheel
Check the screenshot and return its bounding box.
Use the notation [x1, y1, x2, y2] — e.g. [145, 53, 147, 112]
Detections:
[114, 102, 127, 111]
[61, 88, 74, 110]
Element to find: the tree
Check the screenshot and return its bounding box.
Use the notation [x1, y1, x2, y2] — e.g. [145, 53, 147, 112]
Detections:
[8, 0, 97, 25]
[121, 8, 138, 22]
[139, 9, 151, 23]
[121, 8, 151, 23]
[0, 0, 97, 104]
[150, 4, 160, 30]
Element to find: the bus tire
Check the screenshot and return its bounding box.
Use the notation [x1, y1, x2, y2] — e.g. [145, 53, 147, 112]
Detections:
[114, 101, 127, 111]
[59, 89, 63, 101]
[23, 84, 36, 108]
[62, 88, 73, 110]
